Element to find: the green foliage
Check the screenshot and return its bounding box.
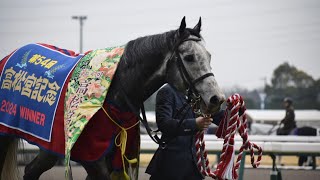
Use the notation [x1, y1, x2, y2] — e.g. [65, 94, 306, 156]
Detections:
[265, 62, 319, 109]
[271, 62, 314, 89]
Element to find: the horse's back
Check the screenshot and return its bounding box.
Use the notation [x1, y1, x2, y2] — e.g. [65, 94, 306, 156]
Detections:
[297, 126, 317, 136]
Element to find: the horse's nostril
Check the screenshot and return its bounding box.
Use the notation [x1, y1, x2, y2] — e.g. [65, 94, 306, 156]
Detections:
[210, 95, 219, 105]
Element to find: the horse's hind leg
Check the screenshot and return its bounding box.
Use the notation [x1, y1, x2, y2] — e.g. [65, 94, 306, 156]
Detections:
[0, 135, 15, 177]
[81, 157, 111, 180]
[23, 149, 59, 180]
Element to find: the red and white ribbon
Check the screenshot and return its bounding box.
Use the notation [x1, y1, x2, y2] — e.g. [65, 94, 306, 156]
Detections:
[195, 94, 262, 180]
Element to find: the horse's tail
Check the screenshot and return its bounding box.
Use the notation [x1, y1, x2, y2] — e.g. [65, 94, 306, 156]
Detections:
[1, 138, 20, 180]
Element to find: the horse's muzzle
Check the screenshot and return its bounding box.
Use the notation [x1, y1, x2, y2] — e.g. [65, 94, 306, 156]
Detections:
[206, 95, 225, 113]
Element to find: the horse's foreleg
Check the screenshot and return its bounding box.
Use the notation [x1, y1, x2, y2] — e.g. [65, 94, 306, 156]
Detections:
[23, 149, 59, 180]
[0, 136, 12, 173]
[81, 157, 111, 180]
[0, 135, 16, 179]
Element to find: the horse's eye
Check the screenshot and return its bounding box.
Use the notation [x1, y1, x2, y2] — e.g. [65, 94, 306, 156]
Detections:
[184, 55, 194, 62]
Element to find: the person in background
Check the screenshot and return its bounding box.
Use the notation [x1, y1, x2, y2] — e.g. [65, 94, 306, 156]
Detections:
[145, 84, 224, 180]
[277, 97, 296, 135]
[276, 97, 297, 166]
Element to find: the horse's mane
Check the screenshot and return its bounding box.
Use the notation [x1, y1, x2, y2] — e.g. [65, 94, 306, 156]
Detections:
[120, 28, 201, 68]
[120, 31, 175, 68]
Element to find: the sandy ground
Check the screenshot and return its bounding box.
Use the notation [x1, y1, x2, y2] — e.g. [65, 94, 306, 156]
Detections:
[15, 154, 320, 180]
[18, 166, 320, 180]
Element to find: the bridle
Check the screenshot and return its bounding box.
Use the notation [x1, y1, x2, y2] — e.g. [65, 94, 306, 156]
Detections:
[140, 37, 216, 147]
[169, 37, 214, 116]
[118, 36, 215, 145]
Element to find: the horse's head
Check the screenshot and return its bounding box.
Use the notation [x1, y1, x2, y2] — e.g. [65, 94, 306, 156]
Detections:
[166, 17, 225, 114]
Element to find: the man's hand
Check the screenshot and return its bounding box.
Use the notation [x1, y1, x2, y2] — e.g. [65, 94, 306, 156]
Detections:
[196, 116, 212, 131]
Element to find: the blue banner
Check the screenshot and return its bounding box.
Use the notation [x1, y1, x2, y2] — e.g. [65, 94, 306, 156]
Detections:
[0, 44, 83, 142]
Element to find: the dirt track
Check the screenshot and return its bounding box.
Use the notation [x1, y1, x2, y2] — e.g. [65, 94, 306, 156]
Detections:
[17, 154, 320, 179]
[18, 166, 320, 180]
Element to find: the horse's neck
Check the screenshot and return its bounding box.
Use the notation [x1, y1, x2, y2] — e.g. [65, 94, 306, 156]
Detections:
[108, 32, 175, 112]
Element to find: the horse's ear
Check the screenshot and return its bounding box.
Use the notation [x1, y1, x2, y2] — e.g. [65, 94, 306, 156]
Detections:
[179, 16, 186, 34]
[193, 17, 202, 33]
